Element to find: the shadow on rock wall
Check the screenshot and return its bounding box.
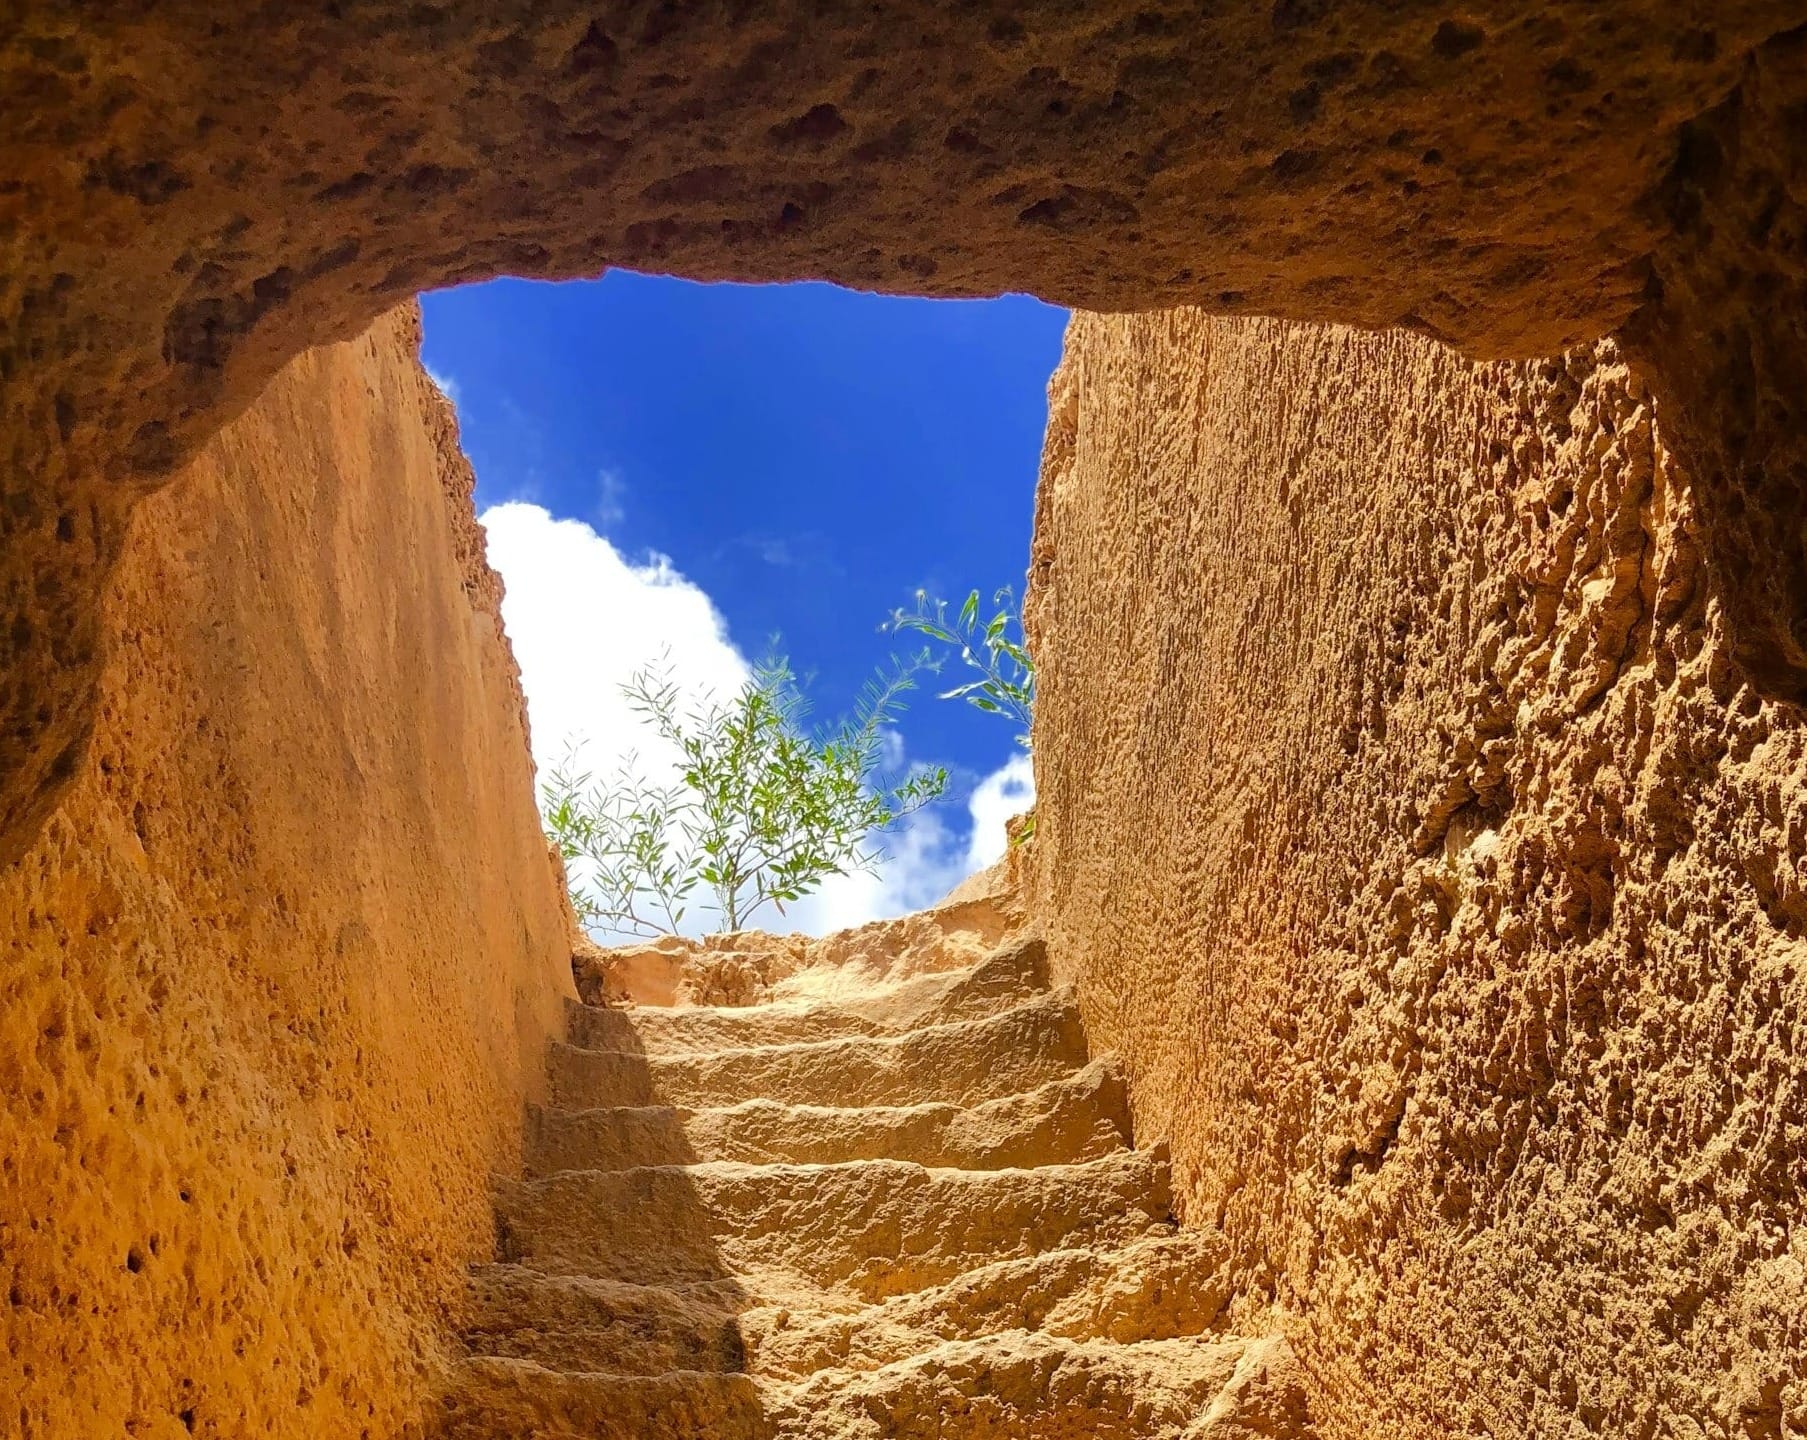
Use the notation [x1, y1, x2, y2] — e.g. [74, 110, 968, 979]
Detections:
[1028, 311, 1807, 1438]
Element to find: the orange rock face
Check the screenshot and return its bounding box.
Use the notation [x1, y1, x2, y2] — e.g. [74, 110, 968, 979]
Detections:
[0, 307, 572, 1437]
[1027, 312, 1807, 1436]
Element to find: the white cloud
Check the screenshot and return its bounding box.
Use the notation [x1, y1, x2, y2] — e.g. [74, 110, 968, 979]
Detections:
[783, 804, 970, 934]
[482, 502, 747, 785]
[784, 751, 1034, 933]
[425, 364, 461, 403]
[481, 500, 1029, 939]
[965, 750, 1035, 870]
[596, 469, 627, 531]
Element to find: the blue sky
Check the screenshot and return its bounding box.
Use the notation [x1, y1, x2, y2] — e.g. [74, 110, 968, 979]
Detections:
[420, 273, 1067, 930]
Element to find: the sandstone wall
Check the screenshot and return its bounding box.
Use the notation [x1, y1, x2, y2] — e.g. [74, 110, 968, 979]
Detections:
[1028, 312, 1807, 1437]
[0, 307, 573, 1438]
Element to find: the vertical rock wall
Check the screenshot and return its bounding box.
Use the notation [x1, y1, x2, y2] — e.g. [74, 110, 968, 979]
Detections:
[1028, 311, 1806, 1437]
[0, 307, 573, 1438]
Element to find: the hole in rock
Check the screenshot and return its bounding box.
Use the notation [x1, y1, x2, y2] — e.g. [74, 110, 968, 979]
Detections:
[421, 273, 1058, 943]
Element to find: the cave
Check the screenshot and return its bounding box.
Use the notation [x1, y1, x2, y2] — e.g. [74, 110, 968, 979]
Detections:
[5, 5, 1807, 1437]
[5, 7, 1807, 862]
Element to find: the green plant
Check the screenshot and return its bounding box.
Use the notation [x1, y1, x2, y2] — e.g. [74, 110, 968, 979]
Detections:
[541, 752, 693, 937]
[543, 653, 947, 936]
[891, 588, 1035, 749]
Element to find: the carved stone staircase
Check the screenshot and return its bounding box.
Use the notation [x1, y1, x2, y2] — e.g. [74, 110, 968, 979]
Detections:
[435, 913, 1315, 1439]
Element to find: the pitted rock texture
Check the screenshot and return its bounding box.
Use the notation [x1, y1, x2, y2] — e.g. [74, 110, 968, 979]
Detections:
[1026, 311, 1807, 1437]
[3, 4, 1807, 862]
[0, 307, 573, 1438]
[438, 920, 1316, 1439]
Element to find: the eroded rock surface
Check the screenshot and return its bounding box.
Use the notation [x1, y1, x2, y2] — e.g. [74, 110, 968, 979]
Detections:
[0, 307, 572, 1438]
[439, 910, 1316, 1439]
[1027, 311, 1807, 1437]
[3, 4, 1807, 859]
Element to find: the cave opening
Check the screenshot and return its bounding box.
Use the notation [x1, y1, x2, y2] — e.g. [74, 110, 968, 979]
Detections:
[420, 272, 1060, 939]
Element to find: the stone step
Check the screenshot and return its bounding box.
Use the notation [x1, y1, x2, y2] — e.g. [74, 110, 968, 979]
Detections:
[441, 921, 1319, 1440]
[464, 1226, 1229, 1384]
[445, 1335, 1306, 1440]
[524, 1057, 1131, 1175]
[548, 991, 1089, 1111]
[766, 1331, 1307, 1440]
[565, 936, 1051, 1056]
[493, 1149, 1173, 1300]
[745, 1230, 1235, 1379]
[463, 1266, 750, 1377]
[439, 1356, 767, 1440]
